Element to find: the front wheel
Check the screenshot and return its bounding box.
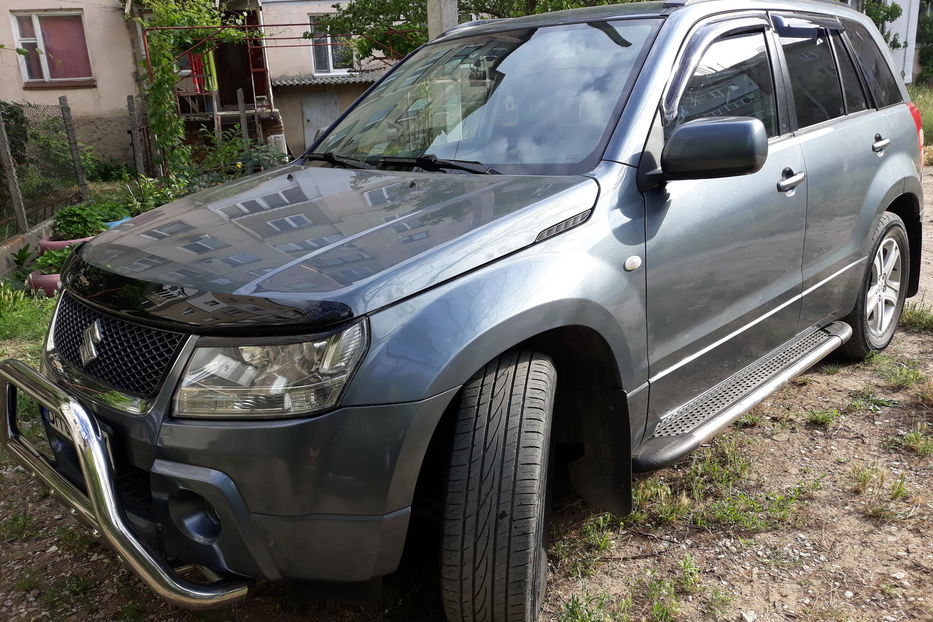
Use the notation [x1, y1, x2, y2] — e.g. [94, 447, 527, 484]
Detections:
[842, 211, 910, 359]
[440, 351, 556, 622]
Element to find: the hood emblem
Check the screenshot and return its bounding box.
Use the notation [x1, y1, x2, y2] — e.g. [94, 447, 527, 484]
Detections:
[79, 320, 103, 367]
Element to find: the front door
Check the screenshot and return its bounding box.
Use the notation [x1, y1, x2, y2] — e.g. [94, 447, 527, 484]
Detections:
[302, 92, 341, 151]
[644, 23, 807, 430]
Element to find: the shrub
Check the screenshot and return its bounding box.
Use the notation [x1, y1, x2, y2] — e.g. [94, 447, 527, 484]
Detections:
[52, 200, 130, 240]
[34, 247, 73, 275]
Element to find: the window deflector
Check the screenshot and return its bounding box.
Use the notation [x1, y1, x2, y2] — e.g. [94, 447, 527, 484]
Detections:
[662, 17, 772, 125]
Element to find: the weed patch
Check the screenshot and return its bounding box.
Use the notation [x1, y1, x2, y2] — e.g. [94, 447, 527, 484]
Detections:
[806, 408, 841, 427]
[886, 423, 933, 458]
[0, 511, 40, 541]
[901, 301, 933, 333]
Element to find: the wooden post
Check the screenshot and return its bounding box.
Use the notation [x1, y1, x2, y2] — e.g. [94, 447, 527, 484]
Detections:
[237, 88, 249, 147]
[0, 116, 28, 232]
[58, 96, 90, 202]
[127, 95, 145, 177]
[428, 0, 458, 40]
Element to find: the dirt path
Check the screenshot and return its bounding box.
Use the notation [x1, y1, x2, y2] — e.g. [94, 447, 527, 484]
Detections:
[0, 185, 931, 622]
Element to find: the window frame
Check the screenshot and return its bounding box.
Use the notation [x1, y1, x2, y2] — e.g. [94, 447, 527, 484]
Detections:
[829, 30, 871, 116]
[663, 14, 791, 140]
[308, 14, 353, 75]
[838, 18, 904, 110]
[10, 11, 95, 85]
[770, 14, 848, 132]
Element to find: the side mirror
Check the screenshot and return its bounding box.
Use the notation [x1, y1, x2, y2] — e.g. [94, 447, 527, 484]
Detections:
[660, 117, 768, 181]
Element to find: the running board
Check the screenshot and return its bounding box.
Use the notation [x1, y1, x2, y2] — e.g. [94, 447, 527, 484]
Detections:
[632, 322, 852, 472]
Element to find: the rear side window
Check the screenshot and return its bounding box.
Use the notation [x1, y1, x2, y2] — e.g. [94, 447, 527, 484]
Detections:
[777, 19, 845, 128]
[833, 34, 869, 113]
[842, 19, 903, 108]
[676, 31, 779, 137]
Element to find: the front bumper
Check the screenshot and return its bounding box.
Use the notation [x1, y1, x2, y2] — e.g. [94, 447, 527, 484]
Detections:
[0, 358, 456, 608]
[0, 359, 247, 609]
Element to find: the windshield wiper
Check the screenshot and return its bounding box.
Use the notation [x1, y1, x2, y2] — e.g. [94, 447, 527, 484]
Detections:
[379, 154, 500, 175]
[302, 151, 375, 170]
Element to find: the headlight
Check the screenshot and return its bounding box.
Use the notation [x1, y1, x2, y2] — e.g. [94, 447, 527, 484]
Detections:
[173, 321, 366, 419]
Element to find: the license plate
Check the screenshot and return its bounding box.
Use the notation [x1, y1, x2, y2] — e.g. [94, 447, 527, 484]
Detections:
[43, 406, 71, 439]
[39, 405, 116, 468]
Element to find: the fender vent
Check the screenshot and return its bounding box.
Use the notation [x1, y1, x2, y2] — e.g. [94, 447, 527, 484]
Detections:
[534, 209, 592, 243]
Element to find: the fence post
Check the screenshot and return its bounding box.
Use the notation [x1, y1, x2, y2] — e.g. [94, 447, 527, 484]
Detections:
[237, 88, 249, 148]
[0, 116, 28, 232]
[58, 96, 90, 202]
[127, 95, 145, 177]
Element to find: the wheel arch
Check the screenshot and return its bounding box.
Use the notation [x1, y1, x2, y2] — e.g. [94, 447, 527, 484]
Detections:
[883, 189, 923, 298]
[410, 324, 634, 524]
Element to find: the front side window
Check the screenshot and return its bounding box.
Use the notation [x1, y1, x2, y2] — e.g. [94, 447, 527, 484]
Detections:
[676, 31, 779, 137]
[12, 12, 92, 83]
[777, 17, 845, 129]
[309, 15, 354, 74]
[315, 19, 660, 175]
[842, 19, 903, 108]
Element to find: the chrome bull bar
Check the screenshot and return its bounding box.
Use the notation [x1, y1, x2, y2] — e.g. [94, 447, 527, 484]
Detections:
[0, 359, 248, 610]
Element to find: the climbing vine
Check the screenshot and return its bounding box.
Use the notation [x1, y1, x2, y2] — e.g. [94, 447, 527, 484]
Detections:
[131, 0, 249, 172]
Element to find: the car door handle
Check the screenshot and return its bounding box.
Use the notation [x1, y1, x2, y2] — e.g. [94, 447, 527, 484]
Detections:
[872, 134, 891, 153]
[777, 168, 806, 193]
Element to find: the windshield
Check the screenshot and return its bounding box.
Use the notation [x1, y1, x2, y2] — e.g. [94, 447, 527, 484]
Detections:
[314, 19, 659, 175]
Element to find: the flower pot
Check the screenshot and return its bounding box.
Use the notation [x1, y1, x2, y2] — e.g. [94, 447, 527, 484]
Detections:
[38, 236, 93, 255]
[27, 271, 61, 297]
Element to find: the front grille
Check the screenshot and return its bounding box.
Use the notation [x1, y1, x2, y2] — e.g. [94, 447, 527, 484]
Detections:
[53, 293, 185, 397]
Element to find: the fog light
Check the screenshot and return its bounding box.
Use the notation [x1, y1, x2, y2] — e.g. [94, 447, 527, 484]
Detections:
[168, 490, 221, 544]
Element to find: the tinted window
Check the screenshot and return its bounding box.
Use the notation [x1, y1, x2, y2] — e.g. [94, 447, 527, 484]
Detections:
[832, 34, 868, 113]
[842, 19, 903, 108]
[778, 21, 844, 128]
[676, 31, 778, 137]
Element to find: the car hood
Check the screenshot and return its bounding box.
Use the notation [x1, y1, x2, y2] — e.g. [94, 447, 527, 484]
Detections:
[70, 164, 598, 333]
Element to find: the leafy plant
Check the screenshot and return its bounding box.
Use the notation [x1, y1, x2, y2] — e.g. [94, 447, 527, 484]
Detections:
[126, 174, 188, 215]
[133, 0, 251, 171]
[34, 247, 73, 275]
[52, 204, 105, 240]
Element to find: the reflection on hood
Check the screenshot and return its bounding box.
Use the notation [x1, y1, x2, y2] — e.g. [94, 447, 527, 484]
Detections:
[77, 164, 598, 329]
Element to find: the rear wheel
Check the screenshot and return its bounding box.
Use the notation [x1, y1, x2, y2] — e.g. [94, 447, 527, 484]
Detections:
[440, 351, 556, 622]
[842, 212, 910, 359]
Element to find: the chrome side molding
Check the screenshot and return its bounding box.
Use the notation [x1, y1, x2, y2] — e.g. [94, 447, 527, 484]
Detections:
[0, 359, 248, 610]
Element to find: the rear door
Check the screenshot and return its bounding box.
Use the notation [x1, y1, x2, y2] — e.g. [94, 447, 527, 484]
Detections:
[772, 14, 898, 328]
[644, 17, 807, 423]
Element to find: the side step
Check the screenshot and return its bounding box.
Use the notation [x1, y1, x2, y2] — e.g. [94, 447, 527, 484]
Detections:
[632, 322, 852, 472]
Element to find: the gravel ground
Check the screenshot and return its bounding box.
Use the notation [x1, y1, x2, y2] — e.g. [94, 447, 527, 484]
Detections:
[0, 177, 931, 622]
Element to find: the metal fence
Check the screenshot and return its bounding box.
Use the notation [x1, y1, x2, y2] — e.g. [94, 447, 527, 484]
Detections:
[0, 98, 89, 240]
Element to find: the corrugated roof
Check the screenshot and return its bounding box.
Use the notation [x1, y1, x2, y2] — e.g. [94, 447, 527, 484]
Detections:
[271, 68, 388, 87]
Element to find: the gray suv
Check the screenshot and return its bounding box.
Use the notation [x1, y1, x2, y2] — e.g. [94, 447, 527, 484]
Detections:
[0, 1, 924, 620]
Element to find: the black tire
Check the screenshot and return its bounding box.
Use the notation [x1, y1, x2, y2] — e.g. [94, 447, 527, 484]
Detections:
[440, 351, 556, 622]
[842, 211, 911, 359]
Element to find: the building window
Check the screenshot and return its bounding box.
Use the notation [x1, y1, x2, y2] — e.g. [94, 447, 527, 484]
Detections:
[13, 13, 93, 83]
[139, 221, 194, 240]
[223, 252, 261, 267]
[267, 213, 312, 232]
[181, 235, 230, 254]
[309, 15, 354, 74]
[401, 231, 429, 243]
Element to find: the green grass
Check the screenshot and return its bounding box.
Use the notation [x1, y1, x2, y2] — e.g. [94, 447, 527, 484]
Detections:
[14, 571, 41, 592]
[846, 387, 896, 413]
[867, 354, 927, 390]
[817, 363, 842, 375]
[887, 422, 933, 457]
[38, 575, 94, 617]
[0, 285, 56, 342]
[0, 510, 40, 541]
[624, 435, 817, 533]
[558, 591, 629, 622]
[676, 555, 701, 594]
[806, 408, 841, 427]
[901, 302, 933, 333]
[849, 461, 881, 494]
[908, 84, 933, 146]
[53, 525, 97, 552]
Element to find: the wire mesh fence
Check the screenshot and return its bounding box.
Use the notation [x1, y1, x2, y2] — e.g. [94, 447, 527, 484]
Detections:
[0, 100, 85, 239]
